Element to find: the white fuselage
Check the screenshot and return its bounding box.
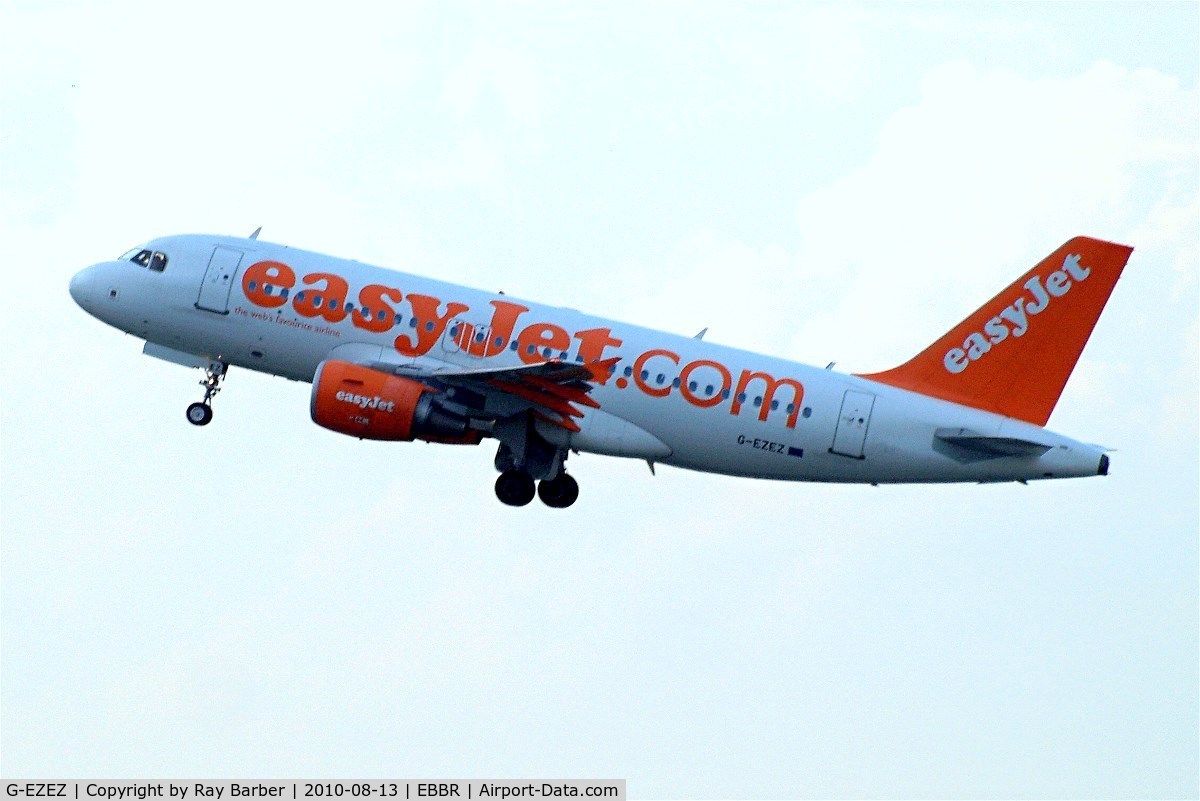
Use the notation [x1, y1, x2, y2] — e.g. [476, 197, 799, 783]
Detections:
[69, 234, 1107, 484]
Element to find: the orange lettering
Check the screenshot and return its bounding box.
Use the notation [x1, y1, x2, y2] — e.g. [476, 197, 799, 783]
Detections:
[459, 300, 529, 357]
[679, 359, 732, 408]
[294, 272, 350, 323]
[394, 295, 469, 357]
[353, 284, 403, 333]
[241, 261, 295, 309]
[632, 349, 680, 398]
[516, 322, 571, 364]
[731, 370, 804, 428]
[574, 328, 623, 383]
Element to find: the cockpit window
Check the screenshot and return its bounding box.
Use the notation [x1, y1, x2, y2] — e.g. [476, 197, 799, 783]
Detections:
[123, 248, 168, 272]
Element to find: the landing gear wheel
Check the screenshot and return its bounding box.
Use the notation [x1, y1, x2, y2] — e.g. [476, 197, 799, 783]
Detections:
[538, 473, 579, 508]
[186, 402, 213, 426]
[186, 361, 226, 427]
[495, 470, 536, 507]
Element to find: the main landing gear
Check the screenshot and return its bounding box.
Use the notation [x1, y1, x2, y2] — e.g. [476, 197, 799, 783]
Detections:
[495, 470, 536, 506]
[494, 470, 579, 508]
[492, 424, 580, 508]
[537, 472, 579, 508]
[186, 361, 227, 427]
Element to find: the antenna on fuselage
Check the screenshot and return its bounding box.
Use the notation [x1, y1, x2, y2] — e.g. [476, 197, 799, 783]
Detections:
[693, 327, 708, 340]
[249, 226, 262, 240]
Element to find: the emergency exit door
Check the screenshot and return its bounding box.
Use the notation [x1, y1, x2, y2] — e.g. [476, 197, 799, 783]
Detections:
[196, 246, 244, 314]
[830, 390, 876, 459]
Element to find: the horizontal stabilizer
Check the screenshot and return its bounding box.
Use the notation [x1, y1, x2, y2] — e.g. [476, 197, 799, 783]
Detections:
[934, 427, 1052, 457]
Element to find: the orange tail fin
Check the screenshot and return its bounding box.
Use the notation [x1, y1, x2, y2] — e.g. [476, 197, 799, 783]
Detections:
[859, 236, 1133, 426]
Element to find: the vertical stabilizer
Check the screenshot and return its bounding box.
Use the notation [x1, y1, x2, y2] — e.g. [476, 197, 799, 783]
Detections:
[859, 236, 1133, 426]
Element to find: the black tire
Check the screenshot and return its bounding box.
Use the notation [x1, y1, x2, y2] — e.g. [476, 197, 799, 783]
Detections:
[186, 402, 213, 426]
[537, 473, 579, 508]
[494, 470, 535, 507]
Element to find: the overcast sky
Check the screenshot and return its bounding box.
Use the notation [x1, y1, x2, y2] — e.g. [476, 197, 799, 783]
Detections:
[2, 2, 1197, 798]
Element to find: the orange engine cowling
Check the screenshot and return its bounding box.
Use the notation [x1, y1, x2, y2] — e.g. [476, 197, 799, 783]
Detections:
[310, 360, 481, 444]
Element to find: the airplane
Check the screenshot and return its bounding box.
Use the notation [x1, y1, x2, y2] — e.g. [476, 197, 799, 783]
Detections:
[69, 231, 1132, 508]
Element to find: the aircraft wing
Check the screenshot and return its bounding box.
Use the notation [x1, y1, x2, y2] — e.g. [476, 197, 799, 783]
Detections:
[365, 357, 618, 433]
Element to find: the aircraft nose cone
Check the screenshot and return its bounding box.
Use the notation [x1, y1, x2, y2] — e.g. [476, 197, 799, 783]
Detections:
[69, 267, 94, 307]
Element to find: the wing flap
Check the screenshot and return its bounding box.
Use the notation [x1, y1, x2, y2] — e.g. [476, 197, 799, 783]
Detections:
[364, 357, 617, 432]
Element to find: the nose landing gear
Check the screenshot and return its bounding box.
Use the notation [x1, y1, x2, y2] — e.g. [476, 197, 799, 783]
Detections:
[186, 361, 227, 427]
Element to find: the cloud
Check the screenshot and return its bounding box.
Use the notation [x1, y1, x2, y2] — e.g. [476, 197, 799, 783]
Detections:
[779, 60, 1197, 370]
[4, 4, 1196, 794]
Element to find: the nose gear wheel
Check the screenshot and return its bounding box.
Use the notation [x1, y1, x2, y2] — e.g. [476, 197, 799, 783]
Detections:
[186, 402, 213, 426]
[186, 361, 227, 426]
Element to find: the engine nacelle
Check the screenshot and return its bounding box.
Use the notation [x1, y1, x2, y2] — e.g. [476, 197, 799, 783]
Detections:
[310, 360, 480, 444]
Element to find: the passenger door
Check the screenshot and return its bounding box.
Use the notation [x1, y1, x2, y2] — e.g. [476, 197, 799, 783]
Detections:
[830, 390, 876, 459]
[196, 246, 244, 314]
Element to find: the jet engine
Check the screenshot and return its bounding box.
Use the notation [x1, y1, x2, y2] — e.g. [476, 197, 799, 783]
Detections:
[310, 360, 480, 443]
